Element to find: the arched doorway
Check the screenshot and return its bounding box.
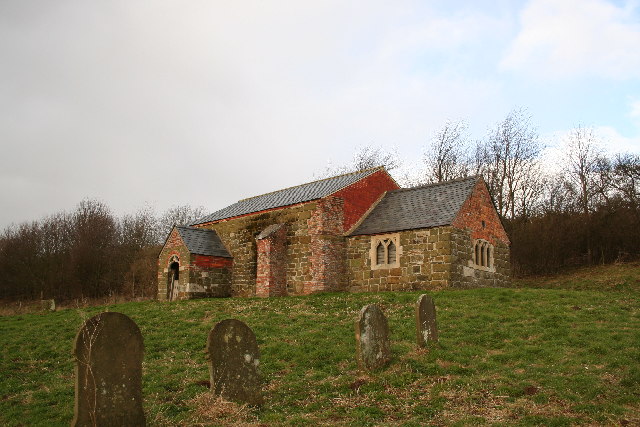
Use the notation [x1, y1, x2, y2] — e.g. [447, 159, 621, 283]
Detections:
[167, 256, 179, 301]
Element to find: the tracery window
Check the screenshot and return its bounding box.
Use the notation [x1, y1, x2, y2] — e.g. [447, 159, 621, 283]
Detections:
[370, 234, 401, 269]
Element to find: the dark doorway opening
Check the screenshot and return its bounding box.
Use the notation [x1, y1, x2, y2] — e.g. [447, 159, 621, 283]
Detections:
[168, 261, 179, 301]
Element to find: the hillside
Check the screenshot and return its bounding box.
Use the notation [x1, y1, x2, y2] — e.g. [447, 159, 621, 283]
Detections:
[1, 263, 639, 426]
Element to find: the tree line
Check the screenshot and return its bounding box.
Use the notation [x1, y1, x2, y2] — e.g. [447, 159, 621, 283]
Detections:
[0, 203, 205, 301]
[2, 108, 638, 301]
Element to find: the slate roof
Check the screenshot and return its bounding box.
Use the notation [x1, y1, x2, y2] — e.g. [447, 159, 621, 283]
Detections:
[193, 167, 385, 225]
[349, 176, 479, 236]
[176, 226, 231, 257]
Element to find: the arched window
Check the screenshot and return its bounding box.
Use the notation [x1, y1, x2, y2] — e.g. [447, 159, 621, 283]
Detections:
[472, 239, 494, 269]
[376, 242, 385, 265]
[370, 234, 401, 269]
[387, 241, 396, 264]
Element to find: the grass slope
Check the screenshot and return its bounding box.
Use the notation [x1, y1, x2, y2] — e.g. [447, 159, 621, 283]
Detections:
[1, 263, 639, 426]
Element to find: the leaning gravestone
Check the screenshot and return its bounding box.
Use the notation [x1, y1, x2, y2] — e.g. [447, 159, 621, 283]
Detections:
[206, 319, 263, 406]
[72, 312, 145, 427]
[355, 304, 391, 371]
[416, 294, 438, 347]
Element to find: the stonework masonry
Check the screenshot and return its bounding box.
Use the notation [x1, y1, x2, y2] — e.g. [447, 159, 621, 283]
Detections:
[200, 201, 317, 296]
[255, 224, 288, 297]
[347, 225, 510, 291]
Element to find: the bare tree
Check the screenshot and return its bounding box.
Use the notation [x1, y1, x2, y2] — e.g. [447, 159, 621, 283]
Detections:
[157, 204, 207, 238]
[317, 145, 401, 178]
[477, 108, 542, 219]
[563, 126, 605, 216]
[424, 119, 470, 183]
[120, 205, 159, 249]
[611, 153, 640, 210]
[562, 126, 608, 263]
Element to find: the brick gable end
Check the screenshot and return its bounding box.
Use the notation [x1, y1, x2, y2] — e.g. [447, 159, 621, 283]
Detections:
[452, 179, 510, 245]
[331, 169, 399, 232]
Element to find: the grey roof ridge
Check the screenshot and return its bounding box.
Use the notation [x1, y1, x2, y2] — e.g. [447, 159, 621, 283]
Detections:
[236, 166, 385, 202]
[344, 190, 389, 236]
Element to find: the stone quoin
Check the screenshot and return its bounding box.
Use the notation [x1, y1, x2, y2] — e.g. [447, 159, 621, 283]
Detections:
[158, 167, 510, 299]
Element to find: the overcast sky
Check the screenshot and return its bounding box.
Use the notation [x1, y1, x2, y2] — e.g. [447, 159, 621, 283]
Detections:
[2, 0, 639, 228]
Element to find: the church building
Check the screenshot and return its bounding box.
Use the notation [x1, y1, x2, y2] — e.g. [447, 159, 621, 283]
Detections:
[158, 167, 510, 300]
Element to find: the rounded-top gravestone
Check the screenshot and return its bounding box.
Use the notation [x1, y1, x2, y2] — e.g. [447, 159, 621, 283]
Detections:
[206, 319, 263, 406]
[355, 304, 391, 371]
[72, 312, 145, 427]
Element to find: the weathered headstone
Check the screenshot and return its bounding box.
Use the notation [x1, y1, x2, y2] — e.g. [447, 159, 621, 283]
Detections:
[206, 319, 263, 406]
[72, 312, 145, 427]
[355, 304, 391, 371]
[416, 294, 438, 347]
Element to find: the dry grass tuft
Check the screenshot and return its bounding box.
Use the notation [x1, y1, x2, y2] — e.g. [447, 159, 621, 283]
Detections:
[186, 392, 259, 426]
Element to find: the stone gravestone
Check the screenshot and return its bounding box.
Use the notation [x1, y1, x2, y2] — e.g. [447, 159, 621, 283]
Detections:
[206, 319, 263, 406]
[72, 312, 145, 427]
[416, 294, 438, 347]
[355, 304, 391, 371]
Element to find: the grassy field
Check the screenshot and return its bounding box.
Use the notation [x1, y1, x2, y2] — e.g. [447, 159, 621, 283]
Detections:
[1, 263, 639, 426]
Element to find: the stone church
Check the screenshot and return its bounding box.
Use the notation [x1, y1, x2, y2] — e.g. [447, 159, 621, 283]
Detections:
[158, 167, 510, 300]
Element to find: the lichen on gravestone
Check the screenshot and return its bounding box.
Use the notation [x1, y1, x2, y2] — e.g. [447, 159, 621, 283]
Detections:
[72, 312, 145, 427]
[416, 294, 438, 347]
[206, 319, 263, 406]
[355, 304, 391, 371]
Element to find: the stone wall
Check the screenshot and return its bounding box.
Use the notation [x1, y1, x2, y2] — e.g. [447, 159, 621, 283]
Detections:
[255, 224, 288, 297]
[200, 202, 318, 296]
[347, 227, 453, 292]
[185, 258, 233, 298]
[347, 225, 510, 291]
[200, 195, 351, 296]
[450, 228, 510, 288]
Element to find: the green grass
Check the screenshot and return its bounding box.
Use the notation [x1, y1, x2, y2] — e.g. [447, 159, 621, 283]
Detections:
[1, 263, 640, 426]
